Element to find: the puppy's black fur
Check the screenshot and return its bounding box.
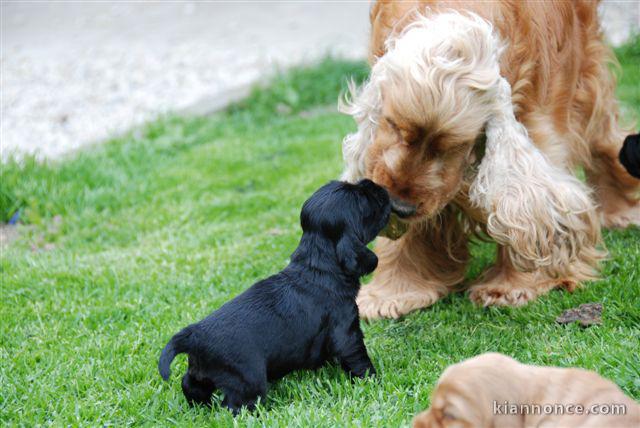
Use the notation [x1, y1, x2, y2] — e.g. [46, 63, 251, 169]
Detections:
[158, 179, 390, 413]
[620, 133, 640, 179]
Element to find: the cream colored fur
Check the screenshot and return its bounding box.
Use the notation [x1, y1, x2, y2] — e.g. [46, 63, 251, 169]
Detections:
[343, 11, 603, 281]
[340, 4, 639, 317]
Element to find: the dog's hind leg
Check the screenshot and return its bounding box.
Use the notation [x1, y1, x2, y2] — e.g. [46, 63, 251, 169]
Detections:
[571, 23, 640, 227]
[181, 372, 215, 406]
[215, 367, 267, 415]
[584, 104, 640, 228]
[586, 130, 640, 228]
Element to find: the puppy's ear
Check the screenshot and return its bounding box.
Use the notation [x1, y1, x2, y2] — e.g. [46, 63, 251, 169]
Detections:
[336, 232, 378, 277]
[470, 78, 601, 276]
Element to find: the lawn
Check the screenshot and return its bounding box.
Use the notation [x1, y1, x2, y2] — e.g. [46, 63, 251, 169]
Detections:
[1, 40, 639, 426]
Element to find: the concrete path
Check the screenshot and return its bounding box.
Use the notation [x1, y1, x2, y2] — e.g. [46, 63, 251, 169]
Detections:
[1, 1, 637, 160]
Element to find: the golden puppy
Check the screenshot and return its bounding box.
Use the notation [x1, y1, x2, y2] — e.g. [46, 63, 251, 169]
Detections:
[413, 353, 640, 428]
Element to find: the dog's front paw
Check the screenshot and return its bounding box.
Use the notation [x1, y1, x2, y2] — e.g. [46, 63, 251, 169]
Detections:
[357, 285, 441, 320]
[469, 262, 576, 307]
[469, 285, 536, 307]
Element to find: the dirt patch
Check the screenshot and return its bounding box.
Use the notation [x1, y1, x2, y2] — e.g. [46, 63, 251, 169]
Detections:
[556, 302, 603, 327]
[0, 224, 19, 248]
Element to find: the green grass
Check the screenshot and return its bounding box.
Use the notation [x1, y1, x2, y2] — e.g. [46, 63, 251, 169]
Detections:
[2, 40, 639, 427]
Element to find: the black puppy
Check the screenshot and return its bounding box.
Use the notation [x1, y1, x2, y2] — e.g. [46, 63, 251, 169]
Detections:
[158, 179, 390, 413]
[620, 133, 640, 179]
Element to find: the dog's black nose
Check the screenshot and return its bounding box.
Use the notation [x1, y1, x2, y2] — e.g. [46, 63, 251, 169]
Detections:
[390, 197, 417, 218]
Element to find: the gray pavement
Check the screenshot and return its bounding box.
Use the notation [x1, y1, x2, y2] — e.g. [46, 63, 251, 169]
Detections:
[1, 1, 637, 160]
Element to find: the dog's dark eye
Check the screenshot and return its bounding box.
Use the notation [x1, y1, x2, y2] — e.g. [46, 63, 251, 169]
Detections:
[400, 127, 424, 146]
[426, 134, 471, 159]
[443, 411, 457, 420]
[385, 117, 399, 131]
[386, 117, 424, 146]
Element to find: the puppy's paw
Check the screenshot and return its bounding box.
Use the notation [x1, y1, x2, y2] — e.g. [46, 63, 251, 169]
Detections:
[222, 398, 256, 416]
[357, 286, 441, 320]
[348, 364, 376, 380]
[360, 365, 377, 378]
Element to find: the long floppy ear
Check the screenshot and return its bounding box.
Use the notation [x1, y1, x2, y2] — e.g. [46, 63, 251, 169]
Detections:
[469, 78, 602, 276]
[336, 231, 379, 277]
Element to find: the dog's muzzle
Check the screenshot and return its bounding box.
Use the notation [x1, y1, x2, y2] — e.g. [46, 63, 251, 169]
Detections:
[390, 197, 417, 218]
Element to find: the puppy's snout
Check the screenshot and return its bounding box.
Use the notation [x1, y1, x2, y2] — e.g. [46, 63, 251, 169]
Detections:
[390, 197, 417, 218]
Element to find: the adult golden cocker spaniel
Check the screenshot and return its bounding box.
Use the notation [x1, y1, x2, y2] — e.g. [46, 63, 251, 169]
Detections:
[341, 0, 640, 319]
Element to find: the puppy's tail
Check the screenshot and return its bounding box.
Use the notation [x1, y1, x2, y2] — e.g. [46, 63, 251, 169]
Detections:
[158, 327, 193, 381]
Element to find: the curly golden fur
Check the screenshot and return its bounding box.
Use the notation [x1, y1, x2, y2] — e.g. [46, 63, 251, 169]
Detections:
[413, 353, 640, 428]
[341, 0, 640, 319]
